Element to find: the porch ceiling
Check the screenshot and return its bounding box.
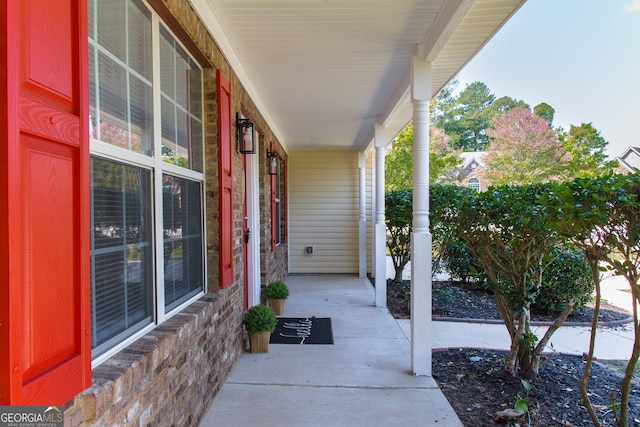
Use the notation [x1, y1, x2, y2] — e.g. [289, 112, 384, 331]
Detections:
[193, 0, 526, 151]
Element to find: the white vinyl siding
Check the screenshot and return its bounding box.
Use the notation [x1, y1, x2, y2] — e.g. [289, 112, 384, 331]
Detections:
[289, 150, 359, 273]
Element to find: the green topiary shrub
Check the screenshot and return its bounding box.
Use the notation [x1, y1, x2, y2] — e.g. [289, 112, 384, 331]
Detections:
[533, 247, 594, 313]
[264, 281, 289, 300]
[243, 304, 277, 333]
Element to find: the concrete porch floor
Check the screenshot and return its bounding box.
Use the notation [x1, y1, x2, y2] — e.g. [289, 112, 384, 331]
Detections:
[200, 274, 462, 427]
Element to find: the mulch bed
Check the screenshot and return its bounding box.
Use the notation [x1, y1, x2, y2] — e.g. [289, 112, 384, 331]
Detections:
[434, 349, 640, 427]
[387, 279, 632, 325]
[383, 278, 640, 426]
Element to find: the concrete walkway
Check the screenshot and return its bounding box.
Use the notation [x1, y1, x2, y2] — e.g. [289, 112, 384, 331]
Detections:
[202, 271, 637, 426]
[201, 275, 463, 427]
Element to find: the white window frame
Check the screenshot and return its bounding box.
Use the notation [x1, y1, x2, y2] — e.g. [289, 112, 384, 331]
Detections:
[468, 177, 480, 192]
[89, 0, 206, 367]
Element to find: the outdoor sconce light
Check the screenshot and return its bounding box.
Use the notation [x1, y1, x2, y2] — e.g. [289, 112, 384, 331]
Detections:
[237, 113, 255, 154]
[267, 149, 279, 175]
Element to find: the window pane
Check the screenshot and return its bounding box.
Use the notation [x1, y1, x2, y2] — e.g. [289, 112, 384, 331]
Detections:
[130, 75, 153, 155]
[159, 24, 203, 172]
[97, 53, 129, 148]
[163, 175, 204, 310]
[161, 97, 177, 163]
[176, 108, 190, 166]
[174, 45, 191, 110]
[91, 158, 153, 356]
[159, 27, 175, 99]
[128, 0, 152, 80]
[89, 46, 97, 139]
[92, 0, 152, 155]
[88, 0, 95, 40]
[97, 0, 126, 62]
[190, 117, 203, 173]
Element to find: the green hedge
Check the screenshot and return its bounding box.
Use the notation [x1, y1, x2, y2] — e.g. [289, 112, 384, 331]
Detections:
[534, 247, 594, 313]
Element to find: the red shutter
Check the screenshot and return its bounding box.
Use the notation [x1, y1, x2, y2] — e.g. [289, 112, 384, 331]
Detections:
[1, 0, 91, 405]
[283, 159, 288, 243]
[217, 70, 233, 288]
[270, 143, 277, 251]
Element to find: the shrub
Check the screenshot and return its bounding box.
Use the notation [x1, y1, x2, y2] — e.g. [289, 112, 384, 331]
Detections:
[434, 285, 465, 307]
[444, 238, 485, 286]
[264, 281, 289, 300]
[243, 304, 277, 333]
[533, 247, 594, 313]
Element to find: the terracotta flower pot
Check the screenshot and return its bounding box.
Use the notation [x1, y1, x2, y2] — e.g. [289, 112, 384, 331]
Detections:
[249, 331, 271, 353]
[267, 299, 285, 315]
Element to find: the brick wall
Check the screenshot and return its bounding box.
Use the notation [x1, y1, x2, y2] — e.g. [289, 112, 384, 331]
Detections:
[259, 139, 289, 288]
[64, 291, 243, 427]
[62, 0, 288, 425]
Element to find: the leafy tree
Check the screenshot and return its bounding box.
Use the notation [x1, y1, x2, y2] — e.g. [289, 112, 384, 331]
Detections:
[385, 123, 461, 191]
[558, 123, 617, 179]
[430, 184, 476, 276]
[429, 127, 462, 184]
[533, 102, 555, 127]
[385, 125, 414, 191]
[488, 96, 530, 117]
[545, 173, 640, 427]
[433, 81, 496, 151]
[452, 184, 573, 378]
[485, 107, 568, 185]
[385, 189, 413, 282]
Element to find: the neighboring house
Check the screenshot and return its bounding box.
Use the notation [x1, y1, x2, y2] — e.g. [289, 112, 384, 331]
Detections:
[458, 151, 489, 191]
[0, 0, 526, 425]
[615, 146, 640, 173]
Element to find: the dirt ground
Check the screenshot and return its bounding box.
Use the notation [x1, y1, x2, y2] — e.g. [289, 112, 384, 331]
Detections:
[384, 279, 640, 426]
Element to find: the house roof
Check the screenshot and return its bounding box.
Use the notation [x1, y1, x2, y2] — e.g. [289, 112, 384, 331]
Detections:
[460, 151, 487, 168]
[616, 146, 640, 172]
[193, 0, 526, 152]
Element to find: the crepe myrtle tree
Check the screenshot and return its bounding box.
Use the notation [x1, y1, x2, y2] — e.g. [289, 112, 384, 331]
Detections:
[452, 183, 574, 378]
[545, 172, 640, 427]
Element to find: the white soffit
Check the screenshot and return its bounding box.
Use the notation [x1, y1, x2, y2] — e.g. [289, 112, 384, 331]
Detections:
[194, 0, 526, 150]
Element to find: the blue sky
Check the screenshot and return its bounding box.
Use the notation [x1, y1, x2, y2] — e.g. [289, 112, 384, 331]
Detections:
[455, 0, 640, 158]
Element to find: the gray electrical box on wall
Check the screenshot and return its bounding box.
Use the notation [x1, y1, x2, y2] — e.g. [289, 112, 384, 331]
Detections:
[305, 246, 314, 255]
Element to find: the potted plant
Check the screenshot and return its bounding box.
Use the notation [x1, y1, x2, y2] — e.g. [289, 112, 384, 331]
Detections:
[243, 304, 277, 353]
[264, 281, 289, 315]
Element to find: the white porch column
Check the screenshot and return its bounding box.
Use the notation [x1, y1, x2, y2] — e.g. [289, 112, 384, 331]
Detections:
[358, 152, 367, 278]
[374, 123, 387, 307]
[411, 57, 433, 376]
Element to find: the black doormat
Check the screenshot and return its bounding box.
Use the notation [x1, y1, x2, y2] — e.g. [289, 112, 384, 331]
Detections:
[270, 317, 334, 345]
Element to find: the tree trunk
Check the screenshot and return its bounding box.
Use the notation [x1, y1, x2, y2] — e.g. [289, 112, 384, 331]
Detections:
[578, 259, 603, 427]
[617, 276, 640, 427]
[505, 310, 527, 376]
[393, 267, 404, 283]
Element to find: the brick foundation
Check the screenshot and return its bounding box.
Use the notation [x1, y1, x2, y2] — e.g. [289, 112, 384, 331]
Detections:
[64, 287, 243, 426]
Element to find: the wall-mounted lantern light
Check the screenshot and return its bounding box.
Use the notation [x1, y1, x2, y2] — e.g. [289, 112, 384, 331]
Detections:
[237, 113, 255, 154]
[266, 149, 279, 175]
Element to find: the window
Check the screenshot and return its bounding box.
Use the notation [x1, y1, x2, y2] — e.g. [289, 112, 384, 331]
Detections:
[468, 178, 480, 192]
[90, 158, 154, 354]
[89, 0, 205, 360]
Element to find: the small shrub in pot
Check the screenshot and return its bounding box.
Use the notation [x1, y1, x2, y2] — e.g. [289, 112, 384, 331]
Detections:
[264, 281, 289, 300]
